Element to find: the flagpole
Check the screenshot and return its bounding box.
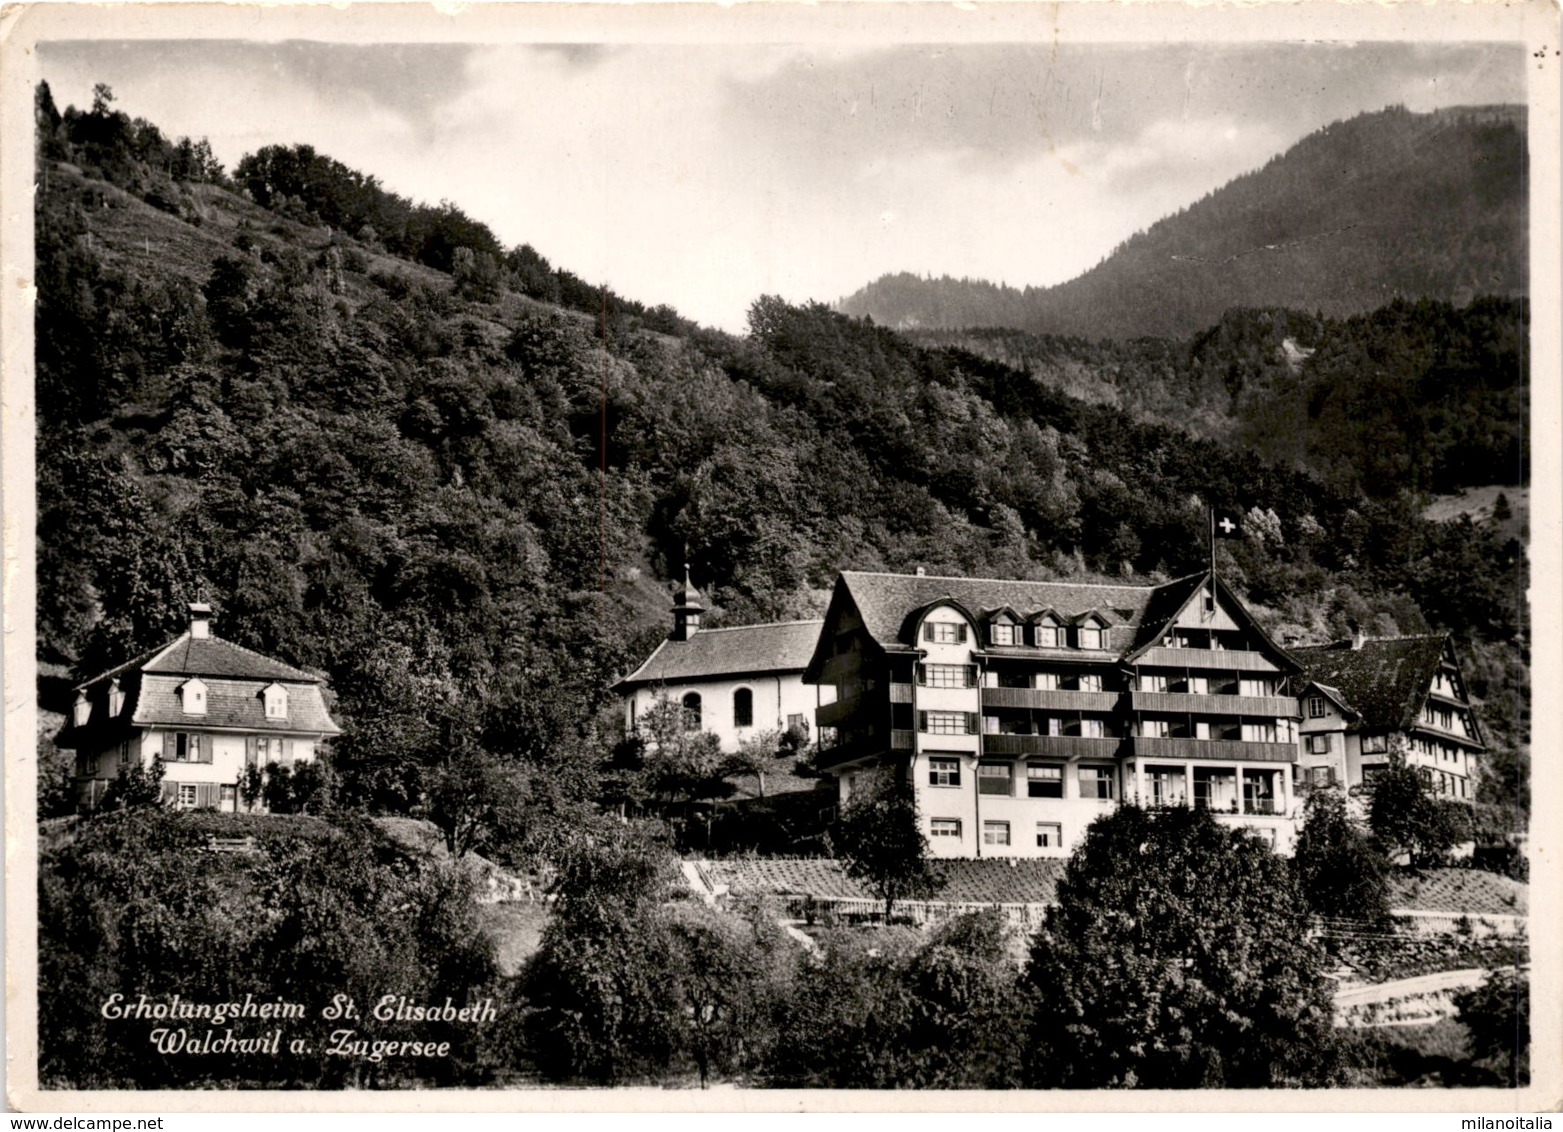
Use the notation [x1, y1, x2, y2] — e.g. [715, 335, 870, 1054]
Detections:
[1207, 507, 1218, 617]
[1208, 506, 1216, 583]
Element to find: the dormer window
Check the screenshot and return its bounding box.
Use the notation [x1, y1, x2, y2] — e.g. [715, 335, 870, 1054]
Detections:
[263, 682, 289, 721]
[1032, 616, 1062, 648]
[924, 621, 968, 644]
[73, 693, 91, 728]
[990, 621, 1016, 647]
[107, 679, 124, 717]
[180, 678, 208, 716]
[1076, 615, 1108, 650]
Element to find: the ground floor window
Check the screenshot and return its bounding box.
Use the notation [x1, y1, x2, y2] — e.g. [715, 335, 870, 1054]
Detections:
[1078, 765, 1115, 800]
[1194, 767, 1238, 811]
[978, 762, 1013, 796]
[1243, 769, 1280, 815]
[930, 818, 962, 838]
[983, 821, 1010, 846]
[1146, 766, 1185, 806]
[220, 784, 237, 807]
[1035, 822, 1062, 848]
[1027, 763, 1063, 798]
[176, 783, 198, 810]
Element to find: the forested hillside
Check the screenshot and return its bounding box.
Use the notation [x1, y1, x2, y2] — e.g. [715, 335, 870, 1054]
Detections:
[916, 298, 1528, 500]
[840, 105, 1527, 340]
[33, 82, 1528, 837]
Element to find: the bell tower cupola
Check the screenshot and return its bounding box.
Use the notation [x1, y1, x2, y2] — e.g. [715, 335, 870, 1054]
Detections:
[671, 563, 704, 641]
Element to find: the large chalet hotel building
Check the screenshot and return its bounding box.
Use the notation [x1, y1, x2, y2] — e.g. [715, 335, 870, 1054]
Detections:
[622, 567, 1484, 860]
[804, 570, 1306, 856]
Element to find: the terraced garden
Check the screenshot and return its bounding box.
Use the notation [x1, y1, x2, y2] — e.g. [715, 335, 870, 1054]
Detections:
[1387, 868, 1527, 915]
[701, 857, 1069, 905]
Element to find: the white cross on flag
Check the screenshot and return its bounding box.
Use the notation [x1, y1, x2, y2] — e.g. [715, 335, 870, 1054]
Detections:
[1212, 509, 1244, 539]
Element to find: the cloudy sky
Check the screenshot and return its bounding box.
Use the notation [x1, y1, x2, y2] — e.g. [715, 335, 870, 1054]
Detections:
[40, 38, 1524, 332]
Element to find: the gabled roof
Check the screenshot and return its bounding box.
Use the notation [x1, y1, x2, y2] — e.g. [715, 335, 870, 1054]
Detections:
[614, 620, 825, 690]
[76, 632, 322, 690]
[804, 569, 1299, 680]
[1304, 682, 1359, 719]
[833, 570, 1192, 654]
[1290, 635, 1455, 734]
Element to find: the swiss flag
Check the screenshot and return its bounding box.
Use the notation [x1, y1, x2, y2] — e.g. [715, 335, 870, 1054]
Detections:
[1212, 509, 1244, 539]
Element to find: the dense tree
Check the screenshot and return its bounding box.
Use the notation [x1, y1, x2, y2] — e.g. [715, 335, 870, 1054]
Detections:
[1023, 805, 1341, 1088]
[833, 773, 943, 919]
[39, 810, 502, 1088]
[1453, 967, 1529, 1087]
[519, 829, 682, 1083]
[1292, 788, 1393, 926]
[1368, 753, 1471, 868]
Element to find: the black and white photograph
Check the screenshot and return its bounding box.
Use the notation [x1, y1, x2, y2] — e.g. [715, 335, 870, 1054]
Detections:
[2, 0, 1558, 1111]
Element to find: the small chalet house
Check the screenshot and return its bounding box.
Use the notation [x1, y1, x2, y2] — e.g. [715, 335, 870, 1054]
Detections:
[803, 569, 1306, 859]
[615, 572, 835, 753]
[57, 603, 341, 812]
[1291, 633, 1484, 800]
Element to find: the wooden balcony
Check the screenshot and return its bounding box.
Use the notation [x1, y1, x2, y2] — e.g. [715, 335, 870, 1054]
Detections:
[891, 729, 916, 750]
[981, 687, 1121, 712]
[815, 696, 861, 730]
[1130, 691, 1298, 717]
[1124, 737, 1296, 763]
[1410, 720, 1484, 750]
[889, 682, 914, 703]
[1134, 647, 1281, 673]
[981, 734, 1124, 759]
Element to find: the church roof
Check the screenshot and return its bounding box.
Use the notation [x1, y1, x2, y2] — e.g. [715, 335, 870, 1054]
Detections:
[1290, 635, 1452, 733]
[615, 620, 825, 689]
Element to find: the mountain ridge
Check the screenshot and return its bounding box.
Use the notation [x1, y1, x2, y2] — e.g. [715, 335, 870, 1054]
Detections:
[839, 104, 1527, 340]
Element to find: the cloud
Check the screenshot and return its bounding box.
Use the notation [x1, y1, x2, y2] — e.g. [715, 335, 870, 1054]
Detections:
[35, 39, 1527, 332]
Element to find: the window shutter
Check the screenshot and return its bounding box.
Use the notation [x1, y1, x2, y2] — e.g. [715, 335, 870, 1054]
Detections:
[283, 738, 295, 764]
[162, 731, 176, 761]
[965, 665, 977, 688]
[965, 712, 979, 734]
[245, 736, 258, 767]
[918, 711, 928, 732]
[923, 623, 935, 642]
[956, 624, 968, 643]
[198, 783, 219, 807]
[198, 736, 213, 764]
[916, 664, 927, 686]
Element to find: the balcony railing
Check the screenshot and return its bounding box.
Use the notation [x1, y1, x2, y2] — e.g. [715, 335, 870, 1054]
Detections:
[981, 734, 1124, 759]
[981, 687, 1120, 712]
[1130, 691, 1298, 717]
[891, 729, 916, 750]
[1134, 647, 1281, 673]
[1125, 736, 1296, 763]
[1412, 718, 1483, 748]
[815, 696, 860, 730]
[889, 682, 915, 703]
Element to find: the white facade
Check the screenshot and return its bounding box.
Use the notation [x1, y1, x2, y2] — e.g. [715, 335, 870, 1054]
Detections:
[625, 673, 833, 754]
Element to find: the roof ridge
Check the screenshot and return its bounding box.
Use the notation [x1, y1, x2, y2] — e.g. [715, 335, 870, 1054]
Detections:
[841, 570, 1165, 591]
[74, 633, 190, 690]
[1294, 632, 1447, 650]
[694, 619, 824, 633]
[200, 633, 320, 679]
